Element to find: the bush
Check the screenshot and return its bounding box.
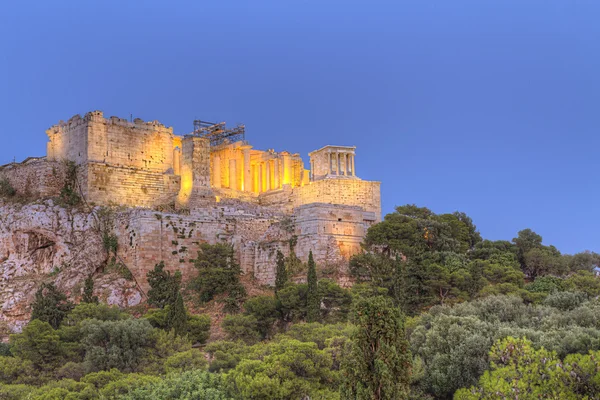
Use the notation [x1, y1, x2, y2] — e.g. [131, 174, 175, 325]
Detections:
[164, 349, 208, 373]
[192, 243, 244, 304]
[80, 319, 155, 373]
[543, 291, 587, 311]
[122, 370, 229, 400]
[222, 314, 261, 344]
[0, 177, 16, 197]
[244, 296, 279, 339]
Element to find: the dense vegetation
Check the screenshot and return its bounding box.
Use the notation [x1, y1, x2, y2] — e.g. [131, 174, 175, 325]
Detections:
[2, 204, 600, 399]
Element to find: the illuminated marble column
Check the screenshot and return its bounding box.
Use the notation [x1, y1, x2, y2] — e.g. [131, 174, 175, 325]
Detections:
[229, 159, 237, 190]
[242, 146, 251, 192]
[273, 159, 280, 189]
[261, 162, 267, 192]
[351, 154, 355, 176]
[173, 147, 181, 176]
[340, 153, 346, 176]
[213, 155, 221, 188]
[266, 160, 272, 191]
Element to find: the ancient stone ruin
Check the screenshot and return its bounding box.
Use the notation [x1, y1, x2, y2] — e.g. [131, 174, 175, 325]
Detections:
[0, 111, 380, 332]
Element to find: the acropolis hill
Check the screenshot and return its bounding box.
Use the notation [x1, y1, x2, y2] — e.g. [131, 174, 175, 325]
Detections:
[0, 111, 380, 332]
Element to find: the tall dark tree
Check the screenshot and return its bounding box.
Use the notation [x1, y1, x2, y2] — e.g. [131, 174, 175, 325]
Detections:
[340, 296, 411, 400]
[146, 261, 182, 309]
[166, 292, 188, 335]
[306, 250, 319, 322]
[275, 250, 288, 292]
[82, 276, 99, 304]
[30, 283, 74, 329]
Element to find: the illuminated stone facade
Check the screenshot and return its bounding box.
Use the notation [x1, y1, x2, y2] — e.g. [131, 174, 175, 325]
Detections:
[0, 111, 381, 287]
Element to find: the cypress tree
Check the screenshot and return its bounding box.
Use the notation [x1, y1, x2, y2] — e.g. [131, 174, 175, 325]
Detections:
[82, 275, 99, 304]
[275, 250, 288, 292]
[306, 250, 319, 322]
[340, 296, 412, 400]
[31, 283, 74, 329]
[166, 292, 188, 335]
[147, 261, 181, 309]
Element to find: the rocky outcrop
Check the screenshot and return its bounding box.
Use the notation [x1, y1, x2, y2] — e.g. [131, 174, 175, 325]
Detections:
[0, 200, 142, 335]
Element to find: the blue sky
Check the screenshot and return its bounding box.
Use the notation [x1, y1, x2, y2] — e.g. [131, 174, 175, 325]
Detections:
[0, 1, 598, 254]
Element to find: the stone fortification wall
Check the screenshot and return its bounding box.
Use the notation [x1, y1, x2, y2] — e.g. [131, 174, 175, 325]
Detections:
[48, 111, 177, 173]
[115, 205, 284, 291]
[259, 179, 381, 222]
[178, 136, 213, 208]
[86, 163, 180, 208]
[0, 158, 67, 198]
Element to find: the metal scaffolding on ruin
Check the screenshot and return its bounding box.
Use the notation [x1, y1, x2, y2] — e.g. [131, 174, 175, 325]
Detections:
[191, 119, 246, 147]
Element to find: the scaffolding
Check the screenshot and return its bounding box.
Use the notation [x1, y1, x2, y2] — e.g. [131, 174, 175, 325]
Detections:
[192, 120, 246, 147]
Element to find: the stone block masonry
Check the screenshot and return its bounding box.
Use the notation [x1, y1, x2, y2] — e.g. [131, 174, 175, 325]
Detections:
[0, 158, 67, 199]
[1, 110, 383, 291]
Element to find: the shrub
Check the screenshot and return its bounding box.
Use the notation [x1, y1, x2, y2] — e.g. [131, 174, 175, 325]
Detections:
[222, 314, 261, 344]
[191, 243, 246, 309]
[543, 291, 587, 311]
[0, 177, 16, 197]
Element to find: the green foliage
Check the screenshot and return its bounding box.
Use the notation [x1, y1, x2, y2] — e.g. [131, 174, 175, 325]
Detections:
[59, 160, 81, 206]
[0, 177, 16, 197]
[146, 261, 182, 309]
[318, 279, 352, 323]
[30, 282, 74, 329]
[187, 314, 211, 344]
[122, 370, 230, 400]
[565, 270, 600, 297]
[244, 295, 279, 339]
[145, 307, 211, 345]
[222, 314, 261, 344]
[410, 294, 600, 398]
[10, 320, 64, 371]
[226, 338, 338, 400]
[306, 250, 319, 323]
[205, 341, 250, 372]
[277, 283, 308, 322]
[81, 276, 98, 304]
[166, 292, 188, 335]
[192, 243, 247, 311]
[80, 318, 154, 373]
[275, 249, 288, 292]
[340, 296, 411, 400]
[0, 356, 37, 384]
[163, 349, 208, 373]
[455, 337, 600, 399]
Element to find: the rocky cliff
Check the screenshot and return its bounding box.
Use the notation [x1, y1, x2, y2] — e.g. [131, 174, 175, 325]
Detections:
[0, 200, 142, 335]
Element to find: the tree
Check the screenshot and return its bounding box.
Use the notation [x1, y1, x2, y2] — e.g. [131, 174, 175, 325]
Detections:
[244, 295, 278, 339]
[306, 251, 319, 323]
[30, 282, 74, 329]
[455, 337, 600, 399]
[274, 250, 287, 292]
[166, 292, 188, 336]
[147, 261, 182, 309]
[192, 243, 246, 308]
[340, 296, 411, 400]
[82, 276, 99, 304]
[80, 319, 154, 373]
[10, 319, 64, 371]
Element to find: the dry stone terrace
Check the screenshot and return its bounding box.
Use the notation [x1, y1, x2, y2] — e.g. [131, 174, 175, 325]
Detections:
[0, 110, 381, 290]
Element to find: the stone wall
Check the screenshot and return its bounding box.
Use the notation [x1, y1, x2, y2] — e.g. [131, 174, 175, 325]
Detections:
[0, 158, 66, 199]
[47, 111, 177, 173]
[259, 179, 381, 222]
[86, 163, 180, 208]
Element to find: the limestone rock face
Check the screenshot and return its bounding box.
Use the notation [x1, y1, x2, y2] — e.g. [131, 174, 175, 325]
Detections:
[0, 200, 142, 334]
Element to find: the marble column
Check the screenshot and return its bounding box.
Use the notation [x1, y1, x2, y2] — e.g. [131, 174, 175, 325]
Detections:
[266, 160, 272, 191]
[228, 159, 237, 190]
[242, 146, 251, 192]
[351, 154, 355, 176]
[274, 159, 280, 189]
[213, 155, 221, 188]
